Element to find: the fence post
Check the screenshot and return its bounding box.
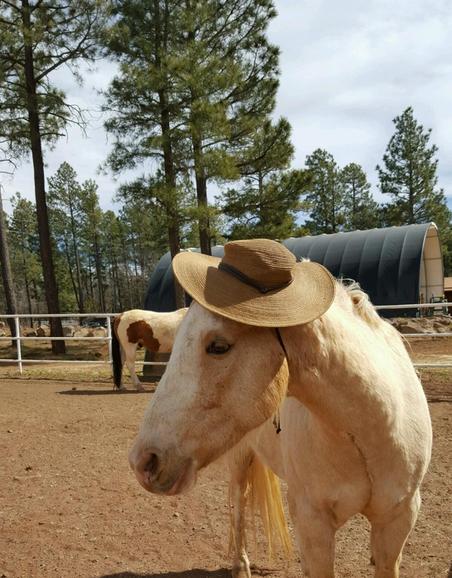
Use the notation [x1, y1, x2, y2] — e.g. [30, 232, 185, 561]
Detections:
[14, 315, 22, 375]
[106, 315, 113, 368]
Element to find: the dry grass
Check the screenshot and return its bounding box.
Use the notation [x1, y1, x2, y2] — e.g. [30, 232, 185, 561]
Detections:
[0, 339, 147, 383]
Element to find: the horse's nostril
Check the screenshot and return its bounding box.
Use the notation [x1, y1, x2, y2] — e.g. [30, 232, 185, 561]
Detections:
[144, 453, 159, 477]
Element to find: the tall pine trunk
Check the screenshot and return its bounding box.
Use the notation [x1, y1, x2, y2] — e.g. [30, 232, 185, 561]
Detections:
[0, 193, 17, 348]
[93, 235, 105, 312]
[69, 201, 84, 312]
[63, 239, 80, 310]
[192, 134, 211, 255]
[23, 263, 34, 327]
[22, 0, 65, 354]
[155, 0, 184, 309]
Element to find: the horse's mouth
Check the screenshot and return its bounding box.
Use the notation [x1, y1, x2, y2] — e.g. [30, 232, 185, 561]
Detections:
[135, 457, 198, 496]
[165, 460, 197, 495]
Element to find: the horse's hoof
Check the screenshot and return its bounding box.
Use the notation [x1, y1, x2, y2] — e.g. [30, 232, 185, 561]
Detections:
[232, 565, 251, 578]
[136, 385, 145, 392]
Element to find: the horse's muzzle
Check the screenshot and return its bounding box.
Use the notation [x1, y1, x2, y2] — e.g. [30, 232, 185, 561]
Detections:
[129, 443, 197, 495]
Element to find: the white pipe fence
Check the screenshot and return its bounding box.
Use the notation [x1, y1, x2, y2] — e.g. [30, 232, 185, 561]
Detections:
[0, 302, 451, 375]
[0, 312, 166, 375]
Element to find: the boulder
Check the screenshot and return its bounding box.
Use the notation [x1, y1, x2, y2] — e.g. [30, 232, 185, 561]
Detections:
[93, 327, 107, 337]
[36, 325, 50, 337]
[397, 322, 423, 334]
[23, 328, 37, 337]
[63, 325, 75, 337]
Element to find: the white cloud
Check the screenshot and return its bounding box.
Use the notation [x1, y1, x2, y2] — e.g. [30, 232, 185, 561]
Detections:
[270, 0, 452, 205]
[1, 0, 451, 213]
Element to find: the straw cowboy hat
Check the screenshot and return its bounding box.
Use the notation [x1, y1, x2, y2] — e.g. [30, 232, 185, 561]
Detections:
[172, 238, 335, 327]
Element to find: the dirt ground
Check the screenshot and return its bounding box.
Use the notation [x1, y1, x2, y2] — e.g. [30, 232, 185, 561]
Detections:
[0, 376, 451, 578]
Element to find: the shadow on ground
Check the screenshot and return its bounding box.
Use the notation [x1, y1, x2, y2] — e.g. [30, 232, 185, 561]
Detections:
[99, 570, 231, 578]
[100, 568, 277, 578]
[58, 388, 152, 396]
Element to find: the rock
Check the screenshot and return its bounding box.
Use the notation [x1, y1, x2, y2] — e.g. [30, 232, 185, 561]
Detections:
[36, 325, 50, 337]
[23, 328, 37, 337]
[90, 327, 107, 337]
[63, 325, 75, 337]
[398, 322, 423, 334]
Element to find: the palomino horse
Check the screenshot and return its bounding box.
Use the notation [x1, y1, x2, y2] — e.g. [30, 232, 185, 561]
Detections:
[112, 308, 188, 390]
[113, 309, 288, 573]
[129, 282, 432, 578]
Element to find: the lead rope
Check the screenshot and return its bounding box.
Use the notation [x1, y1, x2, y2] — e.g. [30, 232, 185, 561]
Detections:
[272, 328, 287, 434]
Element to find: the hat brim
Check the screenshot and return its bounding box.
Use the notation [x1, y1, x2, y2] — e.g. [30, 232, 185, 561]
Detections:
[172, 252, 336, 327]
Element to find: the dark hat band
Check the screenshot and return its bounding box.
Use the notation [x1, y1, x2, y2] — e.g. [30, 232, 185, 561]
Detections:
[218, 262, 293, 294]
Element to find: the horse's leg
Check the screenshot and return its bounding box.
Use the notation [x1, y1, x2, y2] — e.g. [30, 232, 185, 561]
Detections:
[228, 449, 254, 578]
[125, 344, 144, 391]
[288, 492, 336, 578]
[370, 490, 421, 578]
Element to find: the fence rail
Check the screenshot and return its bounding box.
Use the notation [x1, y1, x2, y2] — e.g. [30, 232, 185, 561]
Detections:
[1, 303, 451, 375]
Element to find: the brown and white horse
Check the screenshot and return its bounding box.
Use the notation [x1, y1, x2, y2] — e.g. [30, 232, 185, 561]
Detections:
[111, 308, 188, 390]
[130, 282, 432, 578]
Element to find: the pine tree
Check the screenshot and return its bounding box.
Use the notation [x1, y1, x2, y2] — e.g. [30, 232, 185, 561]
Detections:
[102, 0, 188, 307]
[377, 107, 451, 273]
[79, 180, 106, 312]
[340, 163, 381, 231]
[377, 107, 450, 227]
[48, 163, 85, 312]
[0, 0, 105, 352]
[175, 0, 280, 254]
[221, 118, 306, 239]
[304, 149, 344, 234]
[102, 0, 282, 265]
[0, 191, 17, 346]
[8, 193, 42, 319]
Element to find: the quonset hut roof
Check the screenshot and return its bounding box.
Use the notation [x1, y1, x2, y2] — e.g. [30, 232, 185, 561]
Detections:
[144, 223, 444, 315]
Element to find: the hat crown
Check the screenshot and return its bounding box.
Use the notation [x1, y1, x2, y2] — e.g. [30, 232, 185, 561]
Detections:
[222, 239, 296, 289]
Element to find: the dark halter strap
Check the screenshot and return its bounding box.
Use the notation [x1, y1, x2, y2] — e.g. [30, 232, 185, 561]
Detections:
[272, 327, 288, 435]
[275, 327, 288, 358]
[218, 261, 293, 294]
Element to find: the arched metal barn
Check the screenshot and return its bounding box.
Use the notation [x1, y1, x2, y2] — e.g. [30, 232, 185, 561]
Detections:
[144, 223, 444, 314]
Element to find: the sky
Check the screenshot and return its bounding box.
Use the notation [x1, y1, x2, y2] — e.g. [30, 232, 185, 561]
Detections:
[1, 0, 452, 214]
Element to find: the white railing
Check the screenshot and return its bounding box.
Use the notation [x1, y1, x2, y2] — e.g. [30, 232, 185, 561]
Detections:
[0, 312, 167, 375]
[0, 302, 451, 375]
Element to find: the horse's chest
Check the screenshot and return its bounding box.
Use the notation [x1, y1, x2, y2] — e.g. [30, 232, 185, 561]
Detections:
[286, 416, 371, 523]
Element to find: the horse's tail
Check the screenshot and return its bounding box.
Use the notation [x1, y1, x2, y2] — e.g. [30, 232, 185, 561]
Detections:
[248, 457, 292, 559]
[111, 317, 123, 389]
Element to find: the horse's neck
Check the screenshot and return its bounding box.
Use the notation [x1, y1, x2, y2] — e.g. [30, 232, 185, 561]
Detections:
[285, 301, 414, 437]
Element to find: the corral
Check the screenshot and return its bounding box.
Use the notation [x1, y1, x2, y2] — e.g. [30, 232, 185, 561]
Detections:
[0, 338, 451, 578]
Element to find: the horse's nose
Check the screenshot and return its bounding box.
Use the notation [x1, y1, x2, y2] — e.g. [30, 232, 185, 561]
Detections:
[144, 452, 159, 477]
[129, 444, 162, 489]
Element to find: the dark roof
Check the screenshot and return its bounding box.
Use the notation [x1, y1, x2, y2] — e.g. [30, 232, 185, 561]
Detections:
[144, 224, 437, 313]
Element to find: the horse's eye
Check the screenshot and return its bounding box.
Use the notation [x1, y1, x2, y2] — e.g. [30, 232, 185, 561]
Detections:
[206, 340, 231, 355]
